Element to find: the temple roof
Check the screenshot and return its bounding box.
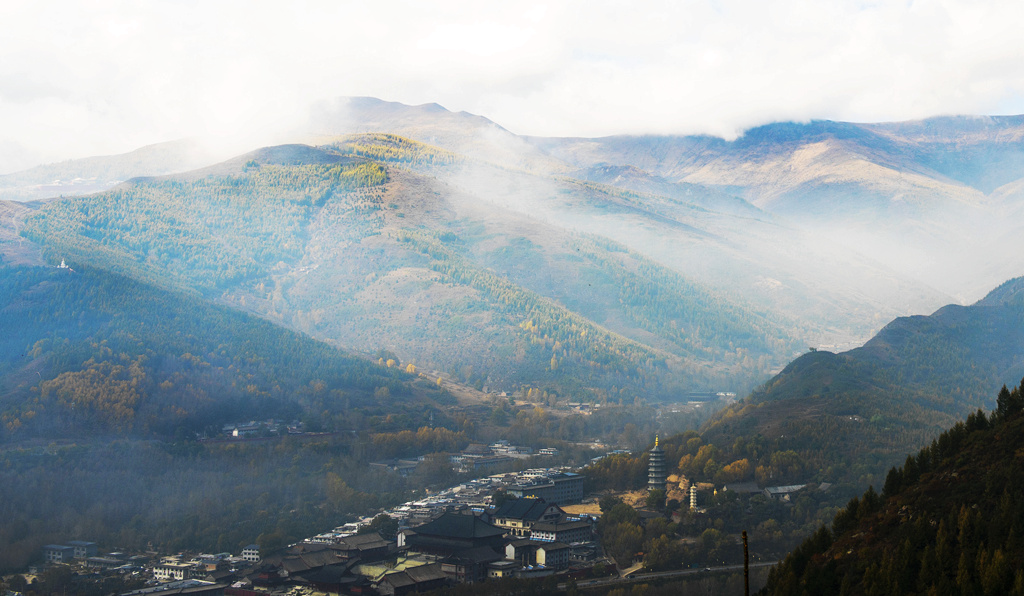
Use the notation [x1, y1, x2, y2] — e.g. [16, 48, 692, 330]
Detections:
[411, 512, 505, 539]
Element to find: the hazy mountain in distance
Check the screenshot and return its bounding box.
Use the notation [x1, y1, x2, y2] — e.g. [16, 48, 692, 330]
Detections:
[570, 163, 767, 219]
[14, 97, 1024, 361]
[529, 117, 1024, 300]
[305, 96, 569, 173]
[20, 138, 822, 399]
[863, 114, 1024, 193]
[0, 138, 231, 202]
[327, 133, 952, 345]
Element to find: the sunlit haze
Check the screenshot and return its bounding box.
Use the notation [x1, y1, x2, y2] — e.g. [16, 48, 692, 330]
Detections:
[2, 0, 1024, 172]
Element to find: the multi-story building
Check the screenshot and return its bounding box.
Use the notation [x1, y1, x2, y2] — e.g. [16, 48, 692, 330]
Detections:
[491, 498, 564, 537]
[42, 545, 75, 564]
[67, 541, 98, 559]
[241, 545, 260, 563]
[154, 562, 200, 582]
[507, 472, 584, 505]
[504, 540, 570, 571]
[528, 518, 593, 544]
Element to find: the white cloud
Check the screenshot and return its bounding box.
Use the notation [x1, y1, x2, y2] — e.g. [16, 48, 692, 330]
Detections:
[2, 0, 1024, 171]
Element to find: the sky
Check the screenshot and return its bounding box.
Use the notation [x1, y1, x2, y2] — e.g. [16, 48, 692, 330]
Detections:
[2, 0, 1024, 173]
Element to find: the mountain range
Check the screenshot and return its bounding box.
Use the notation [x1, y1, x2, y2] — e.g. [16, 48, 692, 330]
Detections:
[2, 97, 1024, 419]
[7, 98, 1024, 405]
[4, 97, 1024, 580]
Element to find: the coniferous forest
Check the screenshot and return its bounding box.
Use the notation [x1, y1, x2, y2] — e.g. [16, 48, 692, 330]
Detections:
[762, 382, 1024, 595]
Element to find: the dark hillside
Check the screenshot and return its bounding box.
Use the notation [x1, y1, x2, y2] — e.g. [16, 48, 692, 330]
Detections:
[0, 265, 443, 441]
[762, 384, 1024, 595]
[18, 140, 804, 399]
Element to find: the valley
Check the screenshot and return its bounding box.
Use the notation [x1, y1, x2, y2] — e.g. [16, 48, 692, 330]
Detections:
[3, 99, 1024, 593]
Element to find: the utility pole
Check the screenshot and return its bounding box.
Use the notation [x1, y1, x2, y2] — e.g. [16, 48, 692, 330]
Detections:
[743, 530, 750, 596]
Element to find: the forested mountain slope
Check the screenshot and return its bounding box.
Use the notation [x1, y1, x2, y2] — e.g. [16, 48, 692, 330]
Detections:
[17, 100, 1024, 397]
[0, 264, 444, 441]
[762, 384, 1024, 595]
[19, 140, 810, 400]
[689, 276, 1024, 491]
[314, 101, 958, 333]
[7, 98, 980, 351]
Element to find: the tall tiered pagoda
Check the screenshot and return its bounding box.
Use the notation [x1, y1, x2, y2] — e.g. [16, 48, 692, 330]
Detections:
[647, 435, 667, 491]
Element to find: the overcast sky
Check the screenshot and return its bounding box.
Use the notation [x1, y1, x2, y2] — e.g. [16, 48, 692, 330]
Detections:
[2, 0, 1024, 173]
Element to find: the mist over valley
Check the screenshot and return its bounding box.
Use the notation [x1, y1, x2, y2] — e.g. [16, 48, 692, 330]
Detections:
[4, 98, 1024, 592]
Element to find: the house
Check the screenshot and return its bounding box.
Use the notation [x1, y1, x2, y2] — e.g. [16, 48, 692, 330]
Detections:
[536, 542, 570, 570]
[486, 560, 518, 579]
[67, 541, 98, 559]
[122, 580, 227, 596]
[491, 498, 564, 537]
[504, 540, 570, 571]
[155, 563, 201, 582]
[241, 545, 259, 563]
[85, 557, 124, 569]
[232, 425, 259, 437]
[293, 560, 367, 594]
[507, 472, 584, 504]
[722, 482, 761, 495]
[569, 542, 599, 563]
[331, 532, 390, 561]
[376, 563, 447, 596]
[42, 545, 75, 564]
[763, 484, 808, 502]
[453, 455, 513, 472]
[450, 444, 491, 463]
[251, 543, 345, 586]
[440, 546, 503, 583]
[399, 512, 506, 558]
[528, 518, 593, 544]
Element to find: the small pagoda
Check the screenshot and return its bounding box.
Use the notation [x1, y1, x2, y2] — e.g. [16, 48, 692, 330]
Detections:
[647, 435, 667, 492]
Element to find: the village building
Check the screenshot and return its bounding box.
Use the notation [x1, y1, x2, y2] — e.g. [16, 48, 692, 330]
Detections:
[155, 562, 201, 582]
[440, 546, 504, 583]
[376, 563, 447, 596]
[507, 472, 584, 504]
[490, 498, 564, 537]
[504, 539, 570, 571]
[528, 518, 593, 544]
[67, 541, 98, 559]
[241, 545, 260, 563]
[42, 545, 75, 564]
[331, 532, 391, 561]
[763, 484, 808, 502]
[122, 579, 226, 596]
[398, 512, 506, 557]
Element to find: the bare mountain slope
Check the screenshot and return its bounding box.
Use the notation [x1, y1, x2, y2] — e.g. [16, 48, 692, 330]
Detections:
[530, 116, 1024, 299]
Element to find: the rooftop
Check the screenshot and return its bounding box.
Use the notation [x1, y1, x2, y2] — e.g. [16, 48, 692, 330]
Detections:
[492, 498, 558, 521]
[410, 512, 505, 540]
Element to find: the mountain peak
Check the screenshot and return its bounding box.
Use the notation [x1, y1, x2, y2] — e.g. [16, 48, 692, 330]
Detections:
[238, 144, 342, 166]
[975, 276, 1024, 307]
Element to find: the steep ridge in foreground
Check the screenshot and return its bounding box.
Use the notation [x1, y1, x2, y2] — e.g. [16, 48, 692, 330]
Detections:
[762, 383, 1024, 595]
